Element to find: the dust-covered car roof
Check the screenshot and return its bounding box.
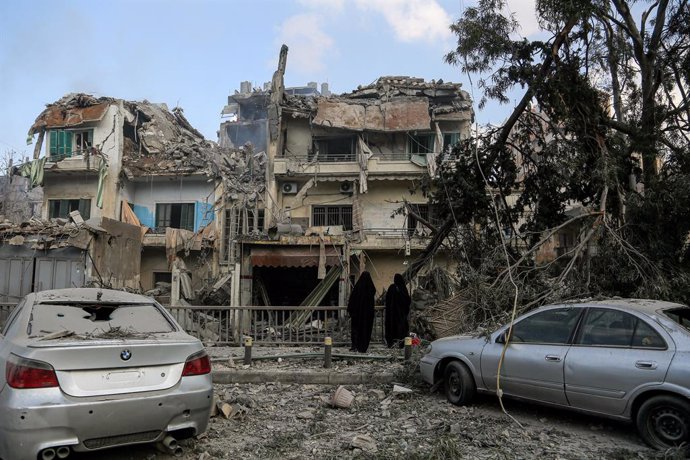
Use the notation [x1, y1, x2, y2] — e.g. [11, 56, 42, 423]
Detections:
[562, 298, 687, 315]
[32, 288, 153, 304]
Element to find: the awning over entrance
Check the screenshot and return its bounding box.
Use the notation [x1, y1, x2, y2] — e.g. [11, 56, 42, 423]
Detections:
[251, 246, 341, 268]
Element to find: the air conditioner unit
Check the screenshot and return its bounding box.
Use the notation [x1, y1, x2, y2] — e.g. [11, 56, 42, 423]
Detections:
[282, 182, 298, 194]
[339, 181, 354, 194]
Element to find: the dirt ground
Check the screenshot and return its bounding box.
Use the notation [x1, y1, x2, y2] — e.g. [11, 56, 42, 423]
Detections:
[74, 346, 669, 460]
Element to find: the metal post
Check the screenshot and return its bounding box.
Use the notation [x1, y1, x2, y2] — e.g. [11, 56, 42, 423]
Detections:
[404, 336, 412, 361]
[244, 337, 253, 365]
[324, 336, 332, 368]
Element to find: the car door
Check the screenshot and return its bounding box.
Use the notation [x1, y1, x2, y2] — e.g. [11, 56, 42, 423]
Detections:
[481, 307, 583, 405]
[564, 307, 674, 416]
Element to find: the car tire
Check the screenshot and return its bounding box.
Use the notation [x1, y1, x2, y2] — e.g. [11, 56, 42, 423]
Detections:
[444, 361, 475, 406]
[636, 395, 690, 452]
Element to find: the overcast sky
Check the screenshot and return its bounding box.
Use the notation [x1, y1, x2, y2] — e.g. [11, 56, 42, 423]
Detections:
[0, 0, 540, 160]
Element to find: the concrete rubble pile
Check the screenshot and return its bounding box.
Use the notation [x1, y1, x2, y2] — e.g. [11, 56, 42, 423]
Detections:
[282, 76, 473, 124]
[0, 216, 92, 250]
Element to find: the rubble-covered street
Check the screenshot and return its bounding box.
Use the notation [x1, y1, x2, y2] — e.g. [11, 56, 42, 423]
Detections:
[74, 347, 657, 460]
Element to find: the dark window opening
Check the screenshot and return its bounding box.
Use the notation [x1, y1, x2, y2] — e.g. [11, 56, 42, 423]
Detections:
[49, 199, 91, 220]
[408, 133, 434, 154]
[156, 203, 195, 231]
[443, 133, 460, 153]
[407, 204, 430, 236]
[73, 130, 93, 153]
[153, 272, 172, 285]
[312, 137, 356, 162]
[313, 205, 352, 230]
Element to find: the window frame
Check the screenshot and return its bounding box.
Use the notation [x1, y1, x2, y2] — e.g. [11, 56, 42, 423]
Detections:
[155, 202, 196, 231]
[408, 133, 435, 155]
[48, 198, 91, 220]
[311, 205, 353, 230]
[48, 129, 94, 158]
[572, 307, 668, 350]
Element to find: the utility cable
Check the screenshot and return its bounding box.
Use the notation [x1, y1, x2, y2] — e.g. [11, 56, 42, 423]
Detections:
[465, 56, 524, 429]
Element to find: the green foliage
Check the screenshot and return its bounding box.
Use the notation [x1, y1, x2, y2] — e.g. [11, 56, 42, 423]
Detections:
[435, 0, 690, 312]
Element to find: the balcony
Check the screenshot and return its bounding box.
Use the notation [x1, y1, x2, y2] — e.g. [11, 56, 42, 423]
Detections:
[274, 152, 429, 178]
[44, 151, 100, 174]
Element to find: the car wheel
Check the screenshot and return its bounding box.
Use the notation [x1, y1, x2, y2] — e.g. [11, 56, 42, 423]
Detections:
[444, 361, 475, 406]
[636, 395, 690, 451]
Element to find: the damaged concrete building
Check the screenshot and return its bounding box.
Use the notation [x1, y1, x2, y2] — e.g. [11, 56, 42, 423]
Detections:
[1, 94, 256, 304]
[2, 45, 473, 321]
[221, 46, 473, 308]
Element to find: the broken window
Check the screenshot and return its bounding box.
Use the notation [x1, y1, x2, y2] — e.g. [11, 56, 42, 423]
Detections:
[48, 129, 93, 158]
[662, 307, 690, 333]
[27, 303, 175, 339]
[73, 130, 93, 153]
[407, 204, 430, 236]
[312, 137, 356, 162]
[49, 199, 91, 220]
[443, 133, 460, 152]
[155, 203, 195, 231]
[312, 205, 352, 230]
[408, 133, 434, 155]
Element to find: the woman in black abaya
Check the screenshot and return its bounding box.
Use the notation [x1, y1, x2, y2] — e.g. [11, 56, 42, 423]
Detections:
[385, 273, 411, 347]
[347, 271, 376, 353]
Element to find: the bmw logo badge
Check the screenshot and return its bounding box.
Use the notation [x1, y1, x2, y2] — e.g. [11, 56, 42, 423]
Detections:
[120, 349, 132, 361]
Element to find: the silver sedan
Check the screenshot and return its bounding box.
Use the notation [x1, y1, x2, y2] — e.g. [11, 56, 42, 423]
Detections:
[0, 288, 214, 460]
[421, 299, 690, 451]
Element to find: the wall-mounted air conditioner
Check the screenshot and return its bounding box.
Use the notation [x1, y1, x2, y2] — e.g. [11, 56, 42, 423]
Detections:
[282, 182, 298, 194]
[339, 181, 354, 194]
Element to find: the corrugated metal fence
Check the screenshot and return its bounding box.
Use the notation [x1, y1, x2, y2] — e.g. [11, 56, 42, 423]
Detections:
[0, 303, 385, 346]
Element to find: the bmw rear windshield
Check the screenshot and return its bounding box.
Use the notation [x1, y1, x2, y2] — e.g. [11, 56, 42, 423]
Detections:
[27, 303, 176, 339]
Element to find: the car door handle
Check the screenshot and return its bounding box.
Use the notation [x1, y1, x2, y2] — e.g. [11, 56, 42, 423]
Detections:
[635, 361, 657, 370]
[545, 355, 561, 362]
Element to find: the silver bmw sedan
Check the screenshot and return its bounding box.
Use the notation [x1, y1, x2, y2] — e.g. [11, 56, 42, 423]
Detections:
[0, 288, 214, 460]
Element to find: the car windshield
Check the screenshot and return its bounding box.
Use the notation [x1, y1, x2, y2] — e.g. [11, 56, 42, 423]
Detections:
[663, 307, 690, 333]
[27, 303, 175, 339]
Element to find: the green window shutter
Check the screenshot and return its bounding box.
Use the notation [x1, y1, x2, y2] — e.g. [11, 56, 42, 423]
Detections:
[49, 131, 57, 155]
[57, 131, 64, 155]
[64, 131, 72, 157]
[79, 199, 91, 219]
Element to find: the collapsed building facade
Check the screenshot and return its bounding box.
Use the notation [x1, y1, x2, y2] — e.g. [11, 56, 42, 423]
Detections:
[1, 46, 473, 314]
[1, 93, 258, 304]
[221, 47, 474, 308]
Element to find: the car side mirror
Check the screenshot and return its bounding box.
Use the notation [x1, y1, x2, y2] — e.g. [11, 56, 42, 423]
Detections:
[495, 331, 506, 344]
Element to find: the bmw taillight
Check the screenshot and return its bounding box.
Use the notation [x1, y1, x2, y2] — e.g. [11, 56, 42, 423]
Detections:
[6, 354, 59, 389]
[182, 350, 211, 377]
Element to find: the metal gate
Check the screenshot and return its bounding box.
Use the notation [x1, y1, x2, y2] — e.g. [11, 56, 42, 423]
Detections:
[0, 245, 86, 302]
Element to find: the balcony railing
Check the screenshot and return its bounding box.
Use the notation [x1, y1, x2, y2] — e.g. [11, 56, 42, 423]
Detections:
[279, 152, 433, 163]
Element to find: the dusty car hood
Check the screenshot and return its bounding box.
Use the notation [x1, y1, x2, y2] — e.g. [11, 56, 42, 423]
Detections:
[428, 335, 486, 356]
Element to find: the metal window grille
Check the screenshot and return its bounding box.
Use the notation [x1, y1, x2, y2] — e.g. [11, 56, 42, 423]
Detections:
[313, 205, 352, 230]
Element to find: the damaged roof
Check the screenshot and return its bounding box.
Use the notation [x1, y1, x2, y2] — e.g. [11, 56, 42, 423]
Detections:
[282, 76, 473, 130]
[29, 93, 113, 135]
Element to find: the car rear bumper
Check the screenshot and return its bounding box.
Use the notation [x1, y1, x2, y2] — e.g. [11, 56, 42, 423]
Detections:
[420, 354, 440, 385]
[0, 374, 213, 460]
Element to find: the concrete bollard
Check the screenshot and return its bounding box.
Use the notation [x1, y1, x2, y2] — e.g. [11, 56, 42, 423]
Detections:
[404, 336, 412, 361]
[324, 336, 332, 368]
[244, 337, 253, 365]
